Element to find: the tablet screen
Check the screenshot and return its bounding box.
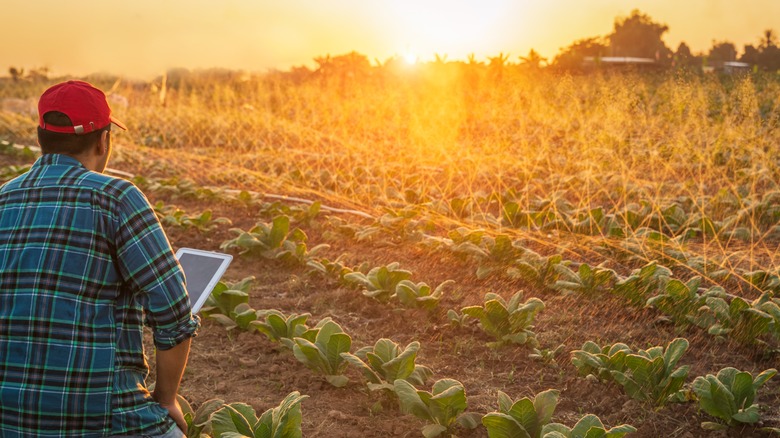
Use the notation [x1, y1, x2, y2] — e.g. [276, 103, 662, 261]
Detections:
[175, 249, 232, 313]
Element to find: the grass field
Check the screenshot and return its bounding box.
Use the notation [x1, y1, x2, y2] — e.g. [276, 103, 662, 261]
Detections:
[1, 66, 780, 437]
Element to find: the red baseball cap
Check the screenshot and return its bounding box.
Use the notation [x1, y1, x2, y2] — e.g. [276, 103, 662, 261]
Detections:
[38, 80, 127, 134]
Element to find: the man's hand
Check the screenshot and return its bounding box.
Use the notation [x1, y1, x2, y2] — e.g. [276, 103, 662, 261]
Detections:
[157, 398, 188, 433]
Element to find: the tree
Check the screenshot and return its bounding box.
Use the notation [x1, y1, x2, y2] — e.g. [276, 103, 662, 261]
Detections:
[674, 42, 698, 69]
[608, 10, 672, 62]
[757, 29, 780, 71]
[708, 41, 737, 65]
[552, 37, 608, 70]
[519, 49, 547, 69]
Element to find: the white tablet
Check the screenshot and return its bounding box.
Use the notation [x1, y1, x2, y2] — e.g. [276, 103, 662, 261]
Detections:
[175, 248, 233, 314]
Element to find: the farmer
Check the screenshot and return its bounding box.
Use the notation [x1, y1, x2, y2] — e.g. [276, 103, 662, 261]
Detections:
[0, 81, 198, 437]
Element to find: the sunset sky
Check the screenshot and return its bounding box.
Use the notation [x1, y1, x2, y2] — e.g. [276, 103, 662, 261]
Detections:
[3, 0, 780, 79]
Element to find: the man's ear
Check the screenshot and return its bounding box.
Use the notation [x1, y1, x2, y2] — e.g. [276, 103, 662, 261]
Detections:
[98, 130, 110, 156]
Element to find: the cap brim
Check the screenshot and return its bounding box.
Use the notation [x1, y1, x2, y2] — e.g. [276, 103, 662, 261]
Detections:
[110, 116, 127, 131]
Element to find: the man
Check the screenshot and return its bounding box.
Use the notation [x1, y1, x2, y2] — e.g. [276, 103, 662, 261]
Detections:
[0, 81, 198, 437]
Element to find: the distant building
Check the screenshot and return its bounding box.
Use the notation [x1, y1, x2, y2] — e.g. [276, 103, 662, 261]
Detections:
[582, 56, 659, 70]
[704, 61, 751, 75]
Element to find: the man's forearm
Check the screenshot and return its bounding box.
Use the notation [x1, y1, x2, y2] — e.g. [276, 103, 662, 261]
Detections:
[152, 338, 191, 404]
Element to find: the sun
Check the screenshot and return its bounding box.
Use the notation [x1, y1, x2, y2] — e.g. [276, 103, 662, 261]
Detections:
[403, 51, 419, 65]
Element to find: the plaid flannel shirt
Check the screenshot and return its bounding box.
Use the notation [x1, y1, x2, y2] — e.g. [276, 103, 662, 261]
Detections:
[0, 154, 199, 437]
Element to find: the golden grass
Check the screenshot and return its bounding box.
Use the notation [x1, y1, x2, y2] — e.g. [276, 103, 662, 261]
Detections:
[4, 67, 780, 280]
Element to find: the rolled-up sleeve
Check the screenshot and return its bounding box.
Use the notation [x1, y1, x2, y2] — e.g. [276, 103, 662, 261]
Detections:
[114, 186, 200, 350]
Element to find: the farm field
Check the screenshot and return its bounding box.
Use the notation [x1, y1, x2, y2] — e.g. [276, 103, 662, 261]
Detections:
[2, 68, 780, 437]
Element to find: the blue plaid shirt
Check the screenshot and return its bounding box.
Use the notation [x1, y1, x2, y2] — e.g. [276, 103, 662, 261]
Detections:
[0, 154, 199, 437]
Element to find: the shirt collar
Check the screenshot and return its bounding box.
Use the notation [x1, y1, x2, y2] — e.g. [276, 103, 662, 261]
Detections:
[33, 154, 87, 169]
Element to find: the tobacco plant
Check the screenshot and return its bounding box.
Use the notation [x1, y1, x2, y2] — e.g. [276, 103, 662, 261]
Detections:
[178, 397, 225, 438]
[395, 279, 454, 310]
[612, 261, 671, 307]
[448, 230, 524, 279]
[210, 391, 308, 438]
[481, 389, 560, 438]
[696, 293, 774, 345]
[251, 310, 311, 349]
[200, 276, 255, 322]
[691, 367, 777, 430]
[343, 262, 412, 303]
[341, 338, 432, 392]
[461, 291, 544, 348]
[393, 378, 481, 438]
[541, 415, 636, 438]
[572, 338, 690, 406]
[506, 249, 564, 291]
[221, 215, 328, 265]
[644, 277, 728, 326]
[482, 389, 635, 438]
[552, 263, 617, 297]
[292, 318, 352, 387]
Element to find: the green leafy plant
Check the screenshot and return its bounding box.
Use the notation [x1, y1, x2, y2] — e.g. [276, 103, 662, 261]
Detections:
[393, 378, 481, 438]
[552, 263, 617, 296]
[541, 415, 636, 438]
[612, 261, 671, 307]
[200, 276, 255, 321]
[697, 294, 774, 345]
[341, 338, 432, 392]
[529, 344, 566, 367]
[292, 318, 352, 387]
[481, 388, 636, 438]
[461, 291, 544, 348]
[572, 338, 690, 406]
[448, 231, 525, 279]
[644, 277, 725, 326]
[506, 249, 564, 291]
[210, 391, 308, 438]
[221, 216, 329, 265]
[691, 367, 776, 430]
[395, 279, 454, 310]
[343, 262, 412, 303]
[251, 310, 311, 349]
[481, 389, 560, 438]
[178, 396, 225, 438]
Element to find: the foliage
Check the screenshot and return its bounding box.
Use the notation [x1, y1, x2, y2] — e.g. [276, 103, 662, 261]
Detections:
[220, 215, 329, 265]
[292, 318, 352, 387]
[696, 293, 776, 345]
[572, 338, 690, 406]
[691, 367, 776, 430]
[251, 309, 311, 349]
[342, 262, 412, 303]
[447, 230, 525, 279]
[393, 378, 481, 438]
[506, 249, 564, 291]
[481, 389, 560, 438]
[395, 279, 454, 310]
[200, 276, 255, 328]
[210, 391, 308, 438]
[154, 201, 232, 232]
[552, 263, 617, 296]
[541, 415, 636, 438]
[341, 338, 432, 392]
[179, 396, 225, 438]
[612, 261, 671, 307]
[461, 291, 544, 348]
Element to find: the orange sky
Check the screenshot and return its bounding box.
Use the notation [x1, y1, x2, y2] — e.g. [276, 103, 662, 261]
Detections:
[3, 0, 780, 79]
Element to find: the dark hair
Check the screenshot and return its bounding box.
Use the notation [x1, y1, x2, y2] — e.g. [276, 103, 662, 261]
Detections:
[37, 111, 110, 155]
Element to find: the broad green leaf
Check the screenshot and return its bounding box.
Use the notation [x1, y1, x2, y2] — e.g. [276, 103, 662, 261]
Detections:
[508, 398, 537, 436]
[394, 379, 432, 421]
[533, 389, 560, 426]
[421, 424, 448, 438]
[482, 412, 531, 438]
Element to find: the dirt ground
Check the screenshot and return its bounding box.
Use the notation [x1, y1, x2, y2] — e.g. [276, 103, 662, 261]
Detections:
[1, 150, 779, 437]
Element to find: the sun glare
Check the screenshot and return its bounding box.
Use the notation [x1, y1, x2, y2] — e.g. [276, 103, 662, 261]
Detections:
[403, 52, 418, 65]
